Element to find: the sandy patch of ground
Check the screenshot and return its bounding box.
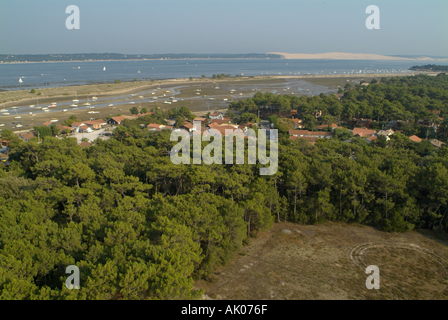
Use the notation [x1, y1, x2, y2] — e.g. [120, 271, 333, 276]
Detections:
[269, 52, 447, 61]
[195, 222, 448, 300]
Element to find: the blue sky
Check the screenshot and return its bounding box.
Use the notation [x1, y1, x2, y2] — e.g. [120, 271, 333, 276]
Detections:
[0, 0, 447, 56]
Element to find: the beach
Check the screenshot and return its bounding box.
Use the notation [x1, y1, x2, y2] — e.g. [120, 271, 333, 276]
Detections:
[0, 72, 427, 133]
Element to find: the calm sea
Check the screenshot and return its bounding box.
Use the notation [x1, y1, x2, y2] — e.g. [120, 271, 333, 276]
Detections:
[1, 59, 447, 91]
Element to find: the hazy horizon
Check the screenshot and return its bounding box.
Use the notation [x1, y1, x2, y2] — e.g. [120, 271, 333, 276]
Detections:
[1, 0, 447, 56]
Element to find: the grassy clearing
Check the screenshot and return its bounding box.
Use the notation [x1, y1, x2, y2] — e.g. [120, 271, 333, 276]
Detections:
[196, 222, 448, 300]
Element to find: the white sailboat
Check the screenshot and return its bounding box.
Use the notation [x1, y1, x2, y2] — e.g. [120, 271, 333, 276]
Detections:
[103, 67, 106, 71]
[84, 96, 91, 106]
[19, 77, 23, 83]
[72, 92, 79, 103]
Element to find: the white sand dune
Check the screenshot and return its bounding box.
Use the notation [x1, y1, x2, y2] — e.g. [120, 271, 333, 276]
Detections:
[269, 52, 444, 61]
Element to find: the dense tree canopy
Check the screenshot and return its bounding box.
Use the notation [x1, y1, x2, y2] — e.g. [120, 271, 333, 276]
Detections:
[1, 74, 448, 299]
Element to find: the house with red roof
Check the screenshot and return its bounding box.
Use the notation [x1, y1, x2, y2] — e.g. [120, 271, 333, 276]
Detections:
[209, 112, 224, 120]
[352, 128, 377, 138]
[409, 135, 422, 143]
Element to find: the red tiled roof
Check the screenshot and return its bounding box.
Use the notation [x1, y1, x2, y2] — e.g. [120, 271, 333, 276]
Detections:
[20, 132, 36, 141]
[317, 123, 338, 130]
[210, 119, 231, 125]
[352, 128, 376, 137]
[289, 130, 310, 136]
[289, 136, 317, 145]
[208, 126, 245, 136]
[84, 120, 106, 126]
[409, 135, 422, 143]
[79, 142, 91, 148]
[181, 123, 194, 129]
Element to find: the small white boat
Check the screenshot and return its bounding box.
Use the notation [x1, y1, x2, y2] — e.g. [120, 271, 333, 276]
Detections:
[239, 93, 243, 95]
[152, 97, 158, 100]
[3, 113, 10, 116]
[108, 104, 114, 107]
[89, 106, 95, 109]
[70, 104, 78, 108]
[131, 94, 137, 97]
[63, 109, 68, 112]
[29, 105, 34, 108]
[84, 103, 91, 106]
[129, 102, 135, 104]
[19, 77, 23, 83]
[10, 107, 18, 109]
[44, 109, 50, 112]
[42, 107, 49, 110]
[209, 98, 215, 101]
[171, 99, 178, 103]
[15, 116, 21, 119]
[0, 109, 8, 113]
[0, 124, 4, 127]
[103, 67, 106, 71]
[139, 96, 144, 99]
[73, 100, 79, 103]
[16, 124, 23, 128]
[138, 70, 140, 73]
[164, 101, 172, 104]
[223, 98, 228, 101]
[50, 119, 58, 122]
[92, 96, 98, 101]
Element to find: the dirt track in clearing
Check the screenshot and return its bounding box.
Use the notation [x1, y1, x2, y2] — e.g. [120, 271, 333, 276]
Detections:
[196, 222, 448, 300]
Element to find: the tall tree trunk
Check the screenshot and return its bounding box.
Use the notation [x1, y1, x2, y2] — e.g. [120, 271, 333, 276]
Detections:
[294, 186, 297, 217]
[340, 188, 342, 217]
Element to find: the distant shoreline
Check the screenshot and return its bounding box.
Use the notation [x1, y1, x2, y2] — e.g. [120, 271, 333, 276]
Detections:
[0, 58, 282, 65]
[1, 72, 432, 108]
[269, 52, 448, 61]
